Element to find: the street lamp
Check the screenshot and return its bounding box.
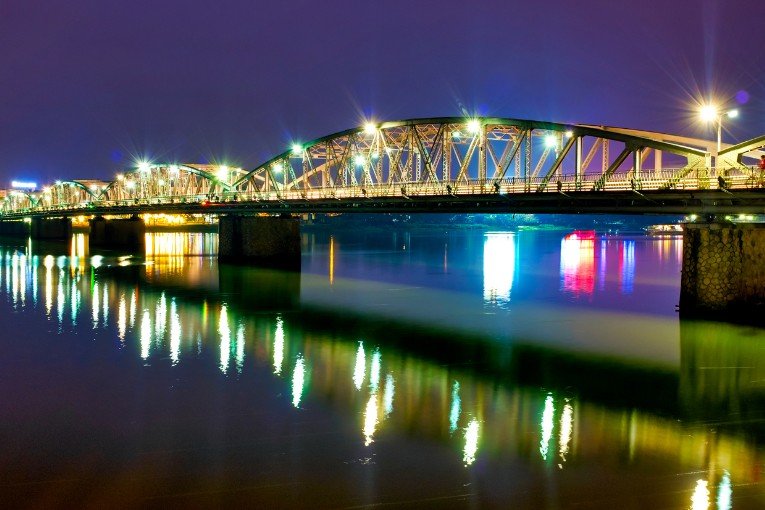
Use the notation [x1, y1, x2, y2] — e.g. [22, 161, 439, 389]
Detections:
[699, 104, 739, 153]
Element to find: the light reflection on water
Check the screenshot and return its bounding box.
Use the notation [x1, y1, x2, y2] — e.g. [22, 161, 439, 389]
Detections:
[0, 231, 761, 508]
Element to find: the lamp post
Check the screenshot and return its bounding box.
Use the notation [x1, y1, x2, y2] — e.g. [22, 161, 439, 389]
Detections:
[700, 104, 739, 153]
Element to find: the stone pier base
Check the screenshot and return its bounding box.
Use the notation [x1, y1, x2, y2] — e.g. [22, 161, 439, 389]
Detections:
[89, 216, 146, 252]
[218, 215, 300, 268]
[680, 222, 765, 321]
[30, 217, 72, 240]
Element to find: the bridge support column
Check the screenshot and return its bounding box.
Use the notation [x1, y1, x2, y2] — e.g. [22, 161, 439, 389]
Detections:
[680, 222, 765, 322]
[30, 217, 72, 240]
[218, 215, 300, 268]
[89, 216, 146, 252]
[0, 220, 29, 237]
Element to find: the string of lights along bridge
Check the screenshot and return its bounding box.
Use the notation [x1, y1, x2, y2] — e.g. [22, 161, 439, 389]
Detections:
[3, 117, 765, 218]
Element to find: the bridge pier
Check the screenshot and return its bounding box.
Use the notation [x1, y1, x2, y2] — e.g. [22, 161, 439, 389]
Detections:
[30, 217, 72, 240]
[89, 216, 146, 252]
[680, 222, 765, 322]
[218, 215, 300, 268]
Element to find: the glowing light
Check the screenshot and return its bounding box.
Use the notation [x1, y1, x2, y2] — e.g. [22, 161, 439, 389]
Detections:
[690, 479, 710, 510]
[383, 374, 394, 416]
[273, 163, 283, 173]
[291, 144, 303, 155]
[216, 165, 229, 181]
[545, 134, 558, 148]
[292, 356, 306, 408]
[363, 393, 379, 446]
[466, 119, 481, 134]
[363, 122, 376, 135]
[168, 164, 180, 174]
[116, 174, 124, 181]
[157, 179, 165, 186]
[700, 104, 718, 122]
[235, 324, 245, 373]
[11, 181, 36, 189]
[449, 381, 461, 433]
[369, 349, 381, 391]
[117, 294, 126, 342]
[727, 109, 739, 119]
[354, 154, 366, 166]
[564, 130, 574, 138]
[559, 399, 573, 463]
[463, 419, 480, 466]
[540, 393, 554, 460]
[140, 310, 151, 360]
[125, 180, 136, 190]
[353, 341, 366, 390]
[483, 233, 515, 307]
[218, 304, 231, 374]
[452, 130, 462, 139]
[717, 471, 731, 510]
[137, 161, 151, 173]
[170, 299, 181, 364]
[273, 317, 284, 375]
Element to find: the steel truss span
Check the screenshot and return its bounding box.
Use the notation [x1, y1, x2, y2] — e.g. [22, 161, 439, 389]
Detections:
[3, 117, 765, 218]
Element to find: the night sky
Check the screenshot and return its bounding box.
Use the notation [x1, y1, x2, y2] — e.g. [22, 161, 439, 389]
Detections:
[1, 0, 764, 184]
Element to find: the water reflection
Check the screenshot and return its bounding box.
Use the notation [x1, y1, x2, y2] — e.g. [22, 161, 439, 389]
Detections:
[483, 232, 515, 307]
[0, 232, 763, 508]
[560, 232, 595, 297]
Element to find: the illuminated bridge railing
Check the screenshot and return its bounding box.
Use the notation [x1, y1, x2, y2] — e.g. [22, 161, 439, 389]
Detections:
[2, 166, 764, 217]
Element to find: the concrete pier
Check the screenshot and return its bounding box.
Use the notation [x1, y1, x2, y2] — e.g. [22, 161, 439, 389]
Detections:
[218, 215, 300, 268]
[89, 216, 146, 252]
[680, 222, 765, 321]
[30, 217, 72, 240]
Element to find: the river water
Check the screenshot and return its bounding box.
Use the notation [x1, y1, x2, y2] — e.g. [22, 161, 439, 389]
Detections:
[0, 229, 763, 509]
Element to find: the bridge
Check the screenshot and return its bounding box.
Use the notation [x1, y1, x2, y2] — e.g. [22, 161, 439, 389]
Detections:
[2, 116, 765, 321]
[2, 117, 765, 218]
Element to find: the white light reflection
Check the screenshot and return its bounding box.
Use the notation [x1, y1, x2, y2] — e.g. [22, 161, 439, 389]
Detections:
[140, 310, 151, 360]
[169, 299, 181, 364]
[92, 280, 100, 327]
[620, 240, 635, 295]
[691, 479, 710, 510]
[273, 316, 284, 375]
[463, 419, 480, 466]
[44, 256, 54, 316]
[218, 304, 231, 374]
[70, 280, 79, 324]
[57, 271, 65, 324]
[383, 374, 394, 417]
[353, 341, 366, 390]
[155, 292, 167, 342]
[129, 289, 137, 328]
[363, 393, 379, 446]
[717, 471, 731, 510]
[292, 356, 306, 408]
[235, 324, 245, 373]
[369, 349, 381, 391]
[117, 294, 127, 342]
[102, 283, 108, 325]
[559, 399, 573, 464]
[449, 381, 461, 433]
[540, 393, 555, 461]
[483, 232, 515, 306]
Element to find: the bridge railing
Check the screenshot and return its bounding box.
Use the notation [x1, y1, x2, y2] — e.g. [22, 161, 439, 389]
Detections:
[2, 166, 764, 216]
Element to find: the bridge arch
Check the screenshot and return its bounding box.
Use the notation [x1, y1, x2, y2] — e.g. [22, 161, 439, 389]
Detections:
[99, 163, 242, 204]
[233, 117, 708, 196]
[1, 190, 38, 215]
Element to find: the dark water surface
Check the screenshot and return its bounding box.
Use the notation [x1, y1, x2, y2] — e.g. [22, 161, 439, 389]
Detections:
[0, 229, 763, 509]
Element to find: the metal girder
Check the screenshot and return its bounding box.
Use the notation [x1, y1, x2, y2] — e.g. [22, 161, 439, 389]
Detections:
[593, 146, 632, 190]
[537, 135, 577, 192]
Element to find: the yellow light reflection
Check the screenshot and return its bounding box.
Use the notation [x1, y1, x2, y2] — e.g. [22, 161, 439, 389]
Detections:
[383, 373, 394, 417]
[483, 232, 515, 306]
[463, 419, 480, 466]
[329, 235, 335, 285]
[559, 399, 573, 464]
[292, 356, 306, 408]
[273, 316, 284, 375]
[353, 341, 366, 390]
[691, 479, 710, 510]
[363, 393, 379, 446]
[540, 393, 555, 461]
[219, 304, 231, 374]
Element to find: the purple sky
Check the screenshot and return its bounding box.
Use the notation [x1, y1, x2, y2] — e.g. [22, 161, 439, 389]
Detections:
[1, 0, 763, 183]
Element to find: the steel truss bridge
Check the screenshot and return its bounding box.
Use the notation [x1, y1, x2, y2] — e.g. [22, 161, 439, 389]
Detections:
[3, 117, 765, 219]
